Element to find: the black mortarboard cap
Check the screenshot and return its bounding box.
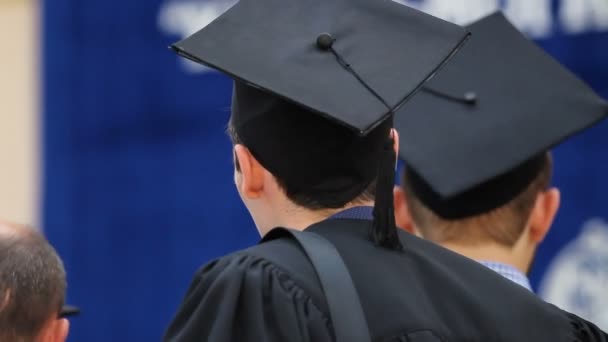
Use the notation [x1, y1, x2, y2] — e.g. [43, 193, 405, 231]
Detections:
[396, 12, 608, 219]
[171, 0, 469, 134]
[170, 0, 470, 248]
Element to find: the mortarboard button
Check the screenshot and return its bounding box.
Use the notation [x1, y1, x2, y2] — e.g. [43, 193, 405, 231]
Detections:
[170, 0, 470, 134]
[316, 33, 335, 51]
[464, 92, 477, 104]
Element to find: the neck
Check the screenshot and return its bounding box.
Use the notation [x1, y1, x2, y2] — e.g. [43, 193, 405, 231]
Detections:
[440, 241, 530, 274]
[264, 200, 374, 235]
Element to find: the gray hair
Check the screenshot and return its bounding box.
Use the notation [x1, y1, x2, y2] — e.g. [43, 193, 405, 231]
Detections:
[0, 225, 67, 341]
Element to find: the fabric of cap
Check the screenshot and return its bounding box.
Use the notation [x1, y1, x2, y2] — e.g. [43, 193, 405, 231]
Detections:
[395, 12, 608, 202]
[171, 0, 470, 134]
[404, 154, 546, 219]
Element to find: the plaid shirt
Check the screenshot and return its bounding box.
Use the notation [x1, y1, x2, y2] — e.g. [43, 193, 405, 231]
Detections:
[479, 261, 532, 292]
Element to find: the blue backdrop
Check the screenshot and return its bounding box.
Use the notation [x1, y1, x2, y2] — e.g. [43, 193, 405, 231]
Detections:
[43, 0, 608, 341]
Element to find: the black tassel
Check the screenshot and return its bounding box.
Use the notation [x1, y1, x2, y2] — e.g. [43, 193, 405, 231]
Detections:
[314, 34, 402, 248]
[371, 132, 403, 250]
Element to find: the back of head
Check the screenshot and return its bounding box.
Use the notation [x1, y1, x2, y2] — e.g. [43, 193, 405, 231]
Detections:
[172, 0, 473, 249]
[401, 153, 553, 247]
[393, 13, 607, 249]
[0, 223, 66, 342]
[229, 81, 391, 210]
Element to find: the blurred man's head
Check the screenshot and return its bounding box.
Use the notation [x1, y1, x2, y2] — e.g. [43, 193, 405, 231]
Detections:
[0, 221, 70, 342]
[394, 152, 560, 272]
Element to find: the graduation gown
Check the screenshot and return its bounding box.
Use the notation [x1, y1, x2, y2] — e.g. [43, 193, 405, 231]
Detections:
[164, 215, 607, 342]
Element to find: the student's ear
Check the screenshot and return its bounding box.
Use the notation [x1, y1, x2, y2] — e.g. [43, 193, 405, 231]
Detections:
[394, 186, 416, 234]
[391, 129, 399, 167]
[55, 318, 70, 342]
[234, 144, 265, 199]
[528, 187, 560, 244]
[38, 317, 69, 342]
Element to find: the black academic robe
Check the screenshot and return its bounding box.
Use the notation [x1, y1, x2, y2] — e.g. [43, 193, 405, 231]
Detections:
[164, 218, 607, 341]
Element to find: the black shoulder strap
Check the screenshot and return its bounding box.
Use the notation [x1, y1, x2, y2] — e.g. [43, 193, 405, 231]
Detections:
[268, 228, 371, 342]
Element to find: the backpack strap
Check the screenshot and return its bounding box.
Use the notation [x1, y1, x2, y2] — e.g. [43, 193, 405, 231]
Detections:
[263, 227, 371, 342]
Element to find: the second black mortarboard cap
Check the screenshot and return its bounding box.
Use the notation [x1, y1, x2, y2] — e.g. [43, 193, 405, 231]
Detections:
[395, 12, 608, 219]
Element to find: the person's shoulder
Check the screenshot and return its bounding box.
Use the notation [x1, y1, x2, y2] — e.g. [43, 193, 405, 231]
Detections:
[567, 312, 608, 341]
[397, 229, 603, 340]
[165, 237, 334, 342]
[247, 235, 325, 299]
[194, 235, 327, 311]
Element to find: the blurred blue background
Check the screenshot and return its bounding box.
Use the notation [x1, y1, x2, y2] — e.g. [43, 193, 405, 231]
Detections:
[42, 0, 608, 340]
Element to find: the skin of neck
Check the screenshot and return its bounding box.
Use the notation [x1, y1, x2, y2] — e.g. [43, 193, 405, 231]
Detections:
[233, 150, 375, 236]
[413, 190, 557, 275]
[273, 199, 374, 234]
[395, 185, 559, 276]
[245, 172, 375, 236]
[234, 129, 399, 237]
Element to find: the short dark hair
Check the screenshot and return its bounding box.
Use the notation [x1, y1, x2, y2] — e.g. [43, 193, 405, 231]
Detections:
[0, 226, 67, 341]
[227, 112, 384, 210]
[402, 153, 553, 247]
